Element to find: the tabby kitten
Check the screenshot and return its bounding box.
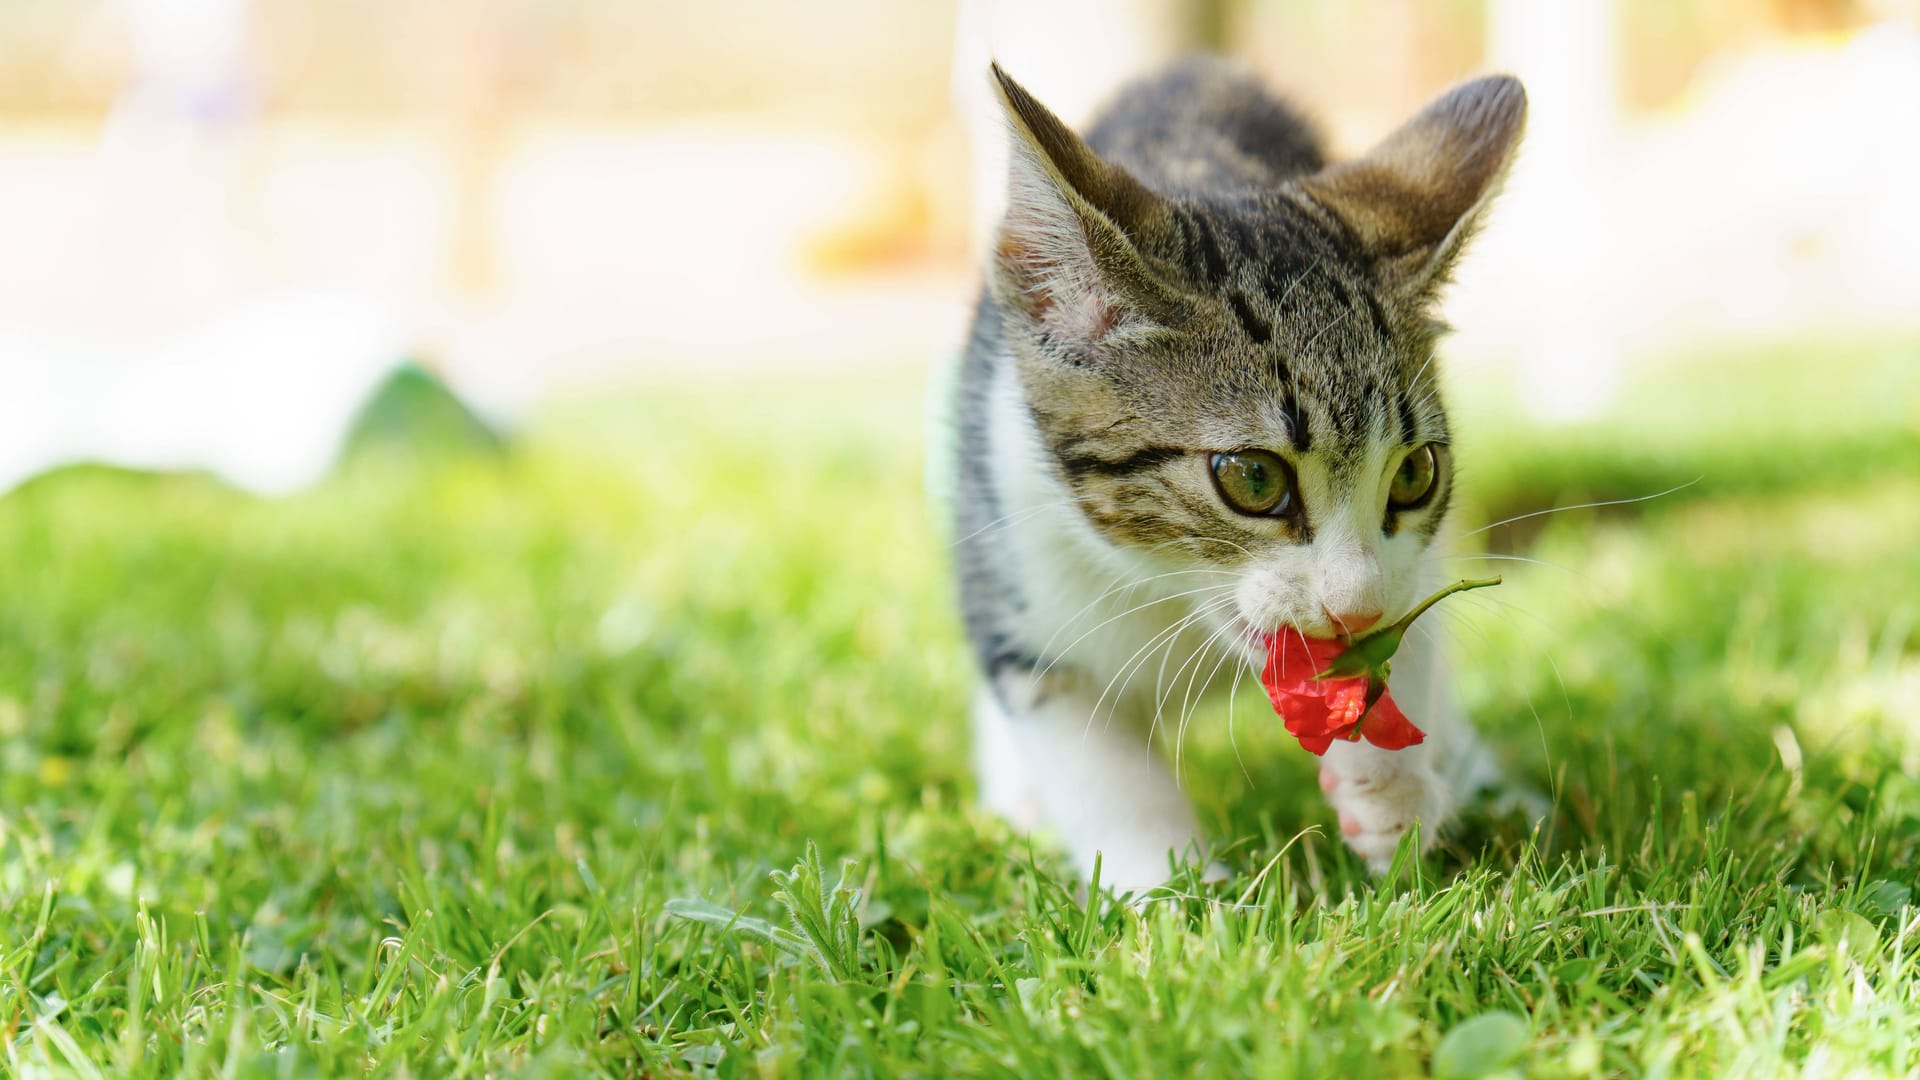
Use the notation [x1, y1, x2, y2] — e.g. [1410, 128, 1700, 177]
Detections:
[951, 58, 1526, 892]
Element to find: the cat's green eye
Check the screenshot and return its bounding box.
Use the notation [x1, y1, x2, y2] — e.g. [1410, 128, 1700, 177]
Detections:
[1210, 450, 1293, 516]
[1388, 444, 1442, 510]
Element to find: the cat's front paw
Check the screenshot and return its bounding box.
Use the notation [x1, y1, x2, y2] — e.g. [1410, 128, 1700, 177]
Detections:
[1317, 748, 1445, 871]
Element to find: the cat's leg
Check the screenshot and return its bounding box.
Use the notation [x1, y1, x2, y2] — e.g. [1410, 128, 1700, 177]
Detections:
[972, 683, 1045, 831]
[975, 668, 1205, 894]
[1316, 631, 1502, 870]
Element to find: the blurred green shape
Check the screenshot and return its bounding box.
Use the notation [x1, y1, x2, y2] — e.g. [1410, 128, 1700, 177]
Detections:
[1434, 1012, 1530, 1078]
[338, 361, 505, 467]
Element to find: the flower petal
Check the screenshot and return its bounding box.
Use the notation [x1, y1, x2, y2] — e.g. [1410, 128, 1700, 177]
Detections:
[1263, 631, 1427, 755]
[1294, 731, 1336, 756]
[1357, 691, 1426, 750]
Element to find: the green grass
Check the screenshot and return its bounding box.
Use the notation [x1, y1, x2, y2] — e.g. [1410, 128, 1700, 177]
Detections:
[1, 340, 1917, 1076]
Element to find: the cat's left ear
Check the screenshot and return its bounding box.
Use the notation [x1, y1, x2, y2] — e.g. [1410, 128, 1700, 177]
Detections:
[1301, 75, 1526, 309]
[988, 63, 1186, 354]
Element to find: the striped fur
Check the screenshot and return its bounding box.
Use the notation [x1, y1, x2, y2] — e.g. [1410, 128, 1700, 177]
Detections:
[951, 58, 1525, 889]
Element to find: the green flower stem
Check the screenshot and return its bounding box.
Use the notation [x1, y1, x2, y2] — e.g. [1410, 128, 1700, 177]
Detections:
[1315, 575, 1502, 681]
[1386, 575, 1502, 637]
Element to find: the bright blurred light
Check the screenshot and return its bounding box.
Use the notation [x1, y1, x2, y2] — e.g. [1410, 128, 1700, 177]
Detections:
[1, 0, 1915, 492]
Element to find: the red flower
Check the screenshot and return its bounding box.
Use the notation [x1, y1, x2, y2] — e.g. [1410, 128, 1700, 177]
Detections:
[1259, 631, 1426, 756]
[1254, 579, 1500, 756]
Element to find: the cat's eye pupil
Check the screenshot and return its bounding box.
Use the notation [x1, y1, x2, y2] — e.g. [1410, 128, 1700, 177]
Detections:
[1210, 450, 1291, 516]
[1388, 444, 1440, 509]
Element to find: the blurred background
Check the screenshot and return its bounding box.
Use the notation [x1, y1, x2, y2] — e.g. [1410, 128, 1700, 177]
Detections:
[4, 9, 1919, 1070]
[2, 0, 1917, 493]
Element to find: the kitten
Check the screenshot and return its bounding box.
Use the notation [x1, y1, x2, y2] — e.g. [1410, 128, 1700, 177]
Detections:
[951, 57, 1525, 892]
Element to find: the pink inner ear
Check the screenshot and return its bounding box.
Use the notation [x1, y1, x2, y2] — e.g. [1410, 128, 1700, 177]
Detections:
[995, 233, 1056, 318]
[1039, 281, 1122, 344]
[996, 232, 1125, 346]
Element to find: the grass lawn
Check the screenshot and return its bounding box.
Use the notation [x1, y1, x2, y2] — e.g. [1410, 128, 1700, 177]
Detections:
[2, 340, 1917, 1076]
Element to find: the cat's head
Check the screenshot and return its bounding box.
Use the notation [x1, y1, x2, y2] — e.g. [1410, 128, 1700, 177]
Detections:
[987, 63, 1525, 652]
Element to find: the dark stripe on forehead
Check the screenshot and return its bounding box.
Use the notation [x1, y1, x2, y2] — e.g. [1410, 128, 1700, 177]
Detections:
[1264, 334, 1312, 453]
[1318, 271, 1352, 315]
[1169, 211, 1196, 275]
[1217, 214, 1264, 278]
[1268, 347, 1290, 390]
[1227, 291, 1271, 344]
[1360, 289, 1392, 341]
[1309, 191, 1371, 265]
[1397, 394, 1417, 447]
[1269, 209, 1387, 337]
[1256, 219, 1319, 301]
[1191, 214, 1228, 284]
[1056, 444, 1186, 480]
[1173, 212, 1213, 287]
[1278, 388, 1311, 452]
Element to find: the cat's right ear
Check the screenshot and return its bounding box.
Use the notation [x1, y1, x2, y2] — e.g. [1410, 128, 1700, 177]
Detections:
[1301, 75, 1526, 311]
[989, 64, 1181, 355]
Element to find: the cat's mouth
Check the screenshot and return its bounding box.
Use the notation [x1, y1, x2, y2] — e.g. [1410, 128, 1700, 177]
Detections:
[1224, 617, 1345, 667]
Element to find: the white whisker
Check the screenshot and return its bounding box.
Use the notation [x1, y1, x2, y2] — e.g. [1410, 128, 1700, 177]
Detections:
[1174, 619, 1247, 780]
[1087, 601, 1218, 736]
[1427, 551, 1580, 577]
[1279, 255, 1323, 306]
[1302, 308, 1351, 352]
[1225, 664, 1255, 786]
[1151, 593, 1244, 731]
[949, 499, 1070, 547]
[1032, 579, 1237, 686]
[1117, 604, 1224, 739]
[1430, 602, 1563, 807]
[1161, 614, 1232, 754]
[1165, 534, 1255, 559]
[1096, 595, 1238, 740]
[1450, 479, 1702, 545]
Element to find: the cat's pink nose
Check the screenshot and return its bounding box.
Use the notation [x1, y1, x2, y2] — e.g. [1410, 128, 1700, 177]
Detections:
[1325, 609, 1381, 636]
